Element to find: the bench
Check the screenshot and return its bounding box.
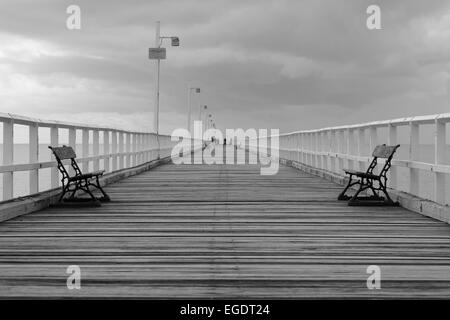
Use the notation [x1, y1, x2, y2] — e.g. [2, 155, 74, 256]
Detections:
[49, 145, 110, 206]
[337, 144, 400, 206]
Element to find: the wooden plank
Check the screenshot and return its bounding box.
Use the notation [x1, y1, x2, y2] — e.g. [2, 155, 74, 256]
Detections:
[1, 145, 450, 298]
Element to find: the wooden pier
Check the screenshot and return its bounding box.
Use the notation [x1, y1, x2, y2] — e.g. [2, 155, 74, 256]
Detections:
[1, 146, 450, 298]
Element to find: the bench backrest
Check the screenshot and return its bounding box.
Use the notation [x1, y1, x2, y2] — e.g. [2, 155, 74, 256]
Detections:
[372, 145, 399, 159]
[367, 144, 400, 179]
[48, 145, 82, 182]
[49, 146, 77, 160]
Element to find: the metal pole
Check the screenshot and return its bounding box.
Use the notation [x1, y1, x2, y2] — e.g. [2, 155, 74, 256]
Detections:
[187, 87, 191, 132]
[154, 21, 161, 158]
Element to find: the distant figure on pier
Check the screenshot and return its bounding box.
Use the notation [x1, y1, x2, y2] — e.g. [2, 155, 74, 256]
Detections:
[223, 138, 227, 145]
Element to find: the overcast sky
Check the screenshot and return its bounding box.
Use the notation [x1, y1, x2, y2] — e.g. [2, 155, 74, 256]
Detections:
[1, 0, 450, 135]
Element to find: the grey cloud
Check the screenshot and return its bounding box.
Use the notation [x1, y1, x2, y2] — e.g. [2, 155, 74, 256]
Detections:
[1, 0, 450, 133]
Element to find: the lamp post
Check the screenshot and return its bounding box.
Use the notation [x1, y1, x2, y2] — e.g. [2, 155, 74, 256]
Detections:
[207, 114, 212, 130]
[200, 105, 207, 132]
[187, 86, 200, 132]
[150, 21, 179, 158]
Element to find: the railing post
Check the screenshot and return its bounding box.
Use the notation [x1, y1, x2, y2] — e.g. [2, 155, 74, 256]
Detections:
[112, 131, 118, 171]
[29, 123, 39, 194]
[292, 135, 296, 161]
[126, 133, 132, 168]
[299, 133, 304, 164]
[82, 129, 89, 172]
[357, 128, 365, 171]
[288, 135, 291, 160]
[68, 128, 76, 176]
[388, 124, 397, 189]
[160, 135, 165, 158]
[434, 119, 446, 204]
[119, 132, 124, 169]
[140, 134, 145, 164]
[133, 133, 137, 166]
[286, 136, 289, 160]
[3, 119, 14, 201]
[321, 132, 325, 169]
[369, 127, 377, 153]
[322, 130, 331, 171]
[308, 133, 312, 166]
[346, 128, 354, 170]
[368, 126, 378, 172]
[150, 134, 154, 161]
[142, 133, 150, 162]
[317, 131, 325, 169]
[335, 131, 339, 173]
[409, 122, 419, 196]
[104, 131, 110, 172]
[334, 130, 340, 173]
[50, 126, 59, 188]
[337, 130, 343, 172]
[149, 134, 154, 161]
[290, 135, 293, 160]
[93, 129, 99, 171]
[314, 132, 319, 168]
[329, 130, 335, 173]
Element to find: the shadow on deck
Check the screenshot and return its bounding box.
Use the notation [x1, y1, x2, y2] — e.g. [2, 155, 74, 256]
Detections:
[1, 146, 450, 298]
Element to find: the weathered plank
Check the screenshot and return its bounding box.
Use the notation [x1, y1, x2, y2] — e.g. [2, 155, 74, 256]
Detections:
[0, 145, 450, 298]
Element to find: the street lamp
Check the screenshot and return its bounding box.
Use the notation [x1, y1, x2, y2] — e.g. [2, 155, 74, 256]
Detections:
[207, 114, 212, 130]
[187, 86, 200, 132]
[149, 21, 179, 158]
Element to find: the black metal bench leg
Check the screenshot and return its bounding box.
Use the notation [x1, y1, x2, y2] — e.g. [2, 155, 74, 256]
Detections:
[380, 183, 399, 206]
[93, 176, 110, 202]
[83, 179, 101, 206]
[348, 180, 366, 205]
[338, 175, 355, 200]
[58, 184, 70, 202]
[69, 181, 83, 200]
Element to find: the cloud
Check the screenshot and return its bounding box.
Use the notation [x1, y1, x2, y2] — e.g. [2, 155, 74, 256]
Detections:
[1, 0, 450, 133]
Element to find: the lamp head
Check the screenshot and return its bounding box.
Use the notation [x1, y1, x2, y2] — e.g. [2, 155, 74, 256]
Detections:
[171, 37, 180, 46]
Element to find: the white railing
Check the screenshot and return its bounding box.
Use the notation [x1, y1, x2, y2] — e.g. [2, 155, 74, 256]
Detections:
[275, 113, 450, 206]
[0, 112, 177, 202]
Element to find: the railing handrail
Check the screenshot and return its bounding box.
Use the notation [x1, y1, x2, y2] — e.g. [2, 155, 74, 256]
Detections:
[277, 112, 450, 137]
[0, 112, 171, 137]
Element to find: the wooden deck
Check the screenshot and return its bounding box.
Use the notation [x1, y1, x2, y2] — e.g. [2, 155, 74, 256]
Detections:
[1, 146, 450, 298]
